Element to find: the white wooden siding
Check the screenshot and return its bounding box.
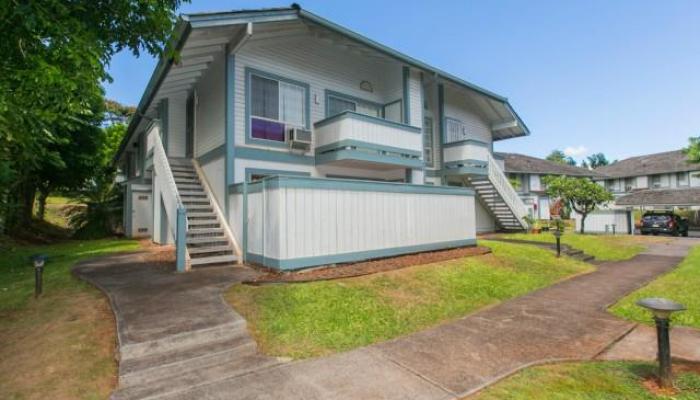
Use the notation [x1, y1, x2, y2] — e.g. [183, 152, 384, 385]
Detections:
[574, 209, 630, 234]
[443, 86, 492, 145]
[408, 69, 423, 128]
[235, 35, 402, 151]
[194, 53, 225, 157]
[234, 158, 315, 182]
[475, 199, 496, 232]
[167, 95, 187, 157]
[245, 183, 476, 266]
[443, 142, 489, 163]
[315, 115, 422, 152]
[201, 156, 225, 209]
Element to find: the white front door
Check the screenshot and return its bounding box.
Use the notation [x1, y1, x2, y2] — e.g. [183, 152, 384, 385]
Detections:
[132, 192, 153, 238]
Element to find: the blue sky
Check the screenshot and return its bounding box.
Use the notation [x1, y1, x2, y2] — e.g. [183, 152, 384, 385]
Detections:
[105, 0, 700, 161]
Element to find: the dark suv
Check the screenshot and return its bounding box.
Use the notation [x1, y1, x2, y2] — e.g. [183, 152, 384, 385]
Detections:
[640, 212, 689, 237]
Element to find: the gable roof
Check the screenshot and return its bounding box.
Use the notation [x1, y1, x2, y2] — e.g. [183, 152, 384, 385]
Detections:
[594, 150, 698, 179]
[496, 152, 604, 177]
[115, 4, 530, 163]
[615, 187, 700, 206]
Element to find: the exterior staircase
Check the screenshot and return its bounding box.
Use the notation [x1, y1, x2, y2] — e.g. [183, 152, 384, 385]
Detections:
[169, 158, 239, 268]
[465, 154, 529, 232]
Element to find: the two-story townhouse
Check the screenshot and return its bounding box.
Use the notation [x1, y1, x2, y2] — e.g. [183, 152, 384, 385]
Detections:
[592, 150, 700, 221]
[115, 5, 531, 271]
[495, 152, 604, 220]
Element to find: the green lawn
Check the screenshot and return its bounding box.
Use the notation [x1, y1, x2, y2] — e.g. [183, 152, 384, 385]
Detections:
[611, 245, 700, 328]
[470, 361, 700, 399]
[227, 240, 594, 359]
[501, 233, 666, 261]
[0, 239, 140, 400]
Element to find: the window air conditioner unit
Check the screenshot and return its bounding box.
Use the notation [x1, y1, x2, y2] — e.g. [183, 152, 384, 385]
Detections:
[288, 128, 312, 151]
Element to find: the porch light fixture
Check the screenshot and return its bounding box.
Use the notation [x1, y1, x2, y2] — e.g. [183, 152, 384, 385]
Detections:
[31, 254, 47, 298]
[636, 297, 686, 388]
[360, 80, 373, 93]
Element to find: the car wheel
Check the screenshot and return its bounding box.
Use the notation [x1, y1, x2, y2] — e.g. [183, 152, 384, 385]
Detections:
[682, 231, 689, 237]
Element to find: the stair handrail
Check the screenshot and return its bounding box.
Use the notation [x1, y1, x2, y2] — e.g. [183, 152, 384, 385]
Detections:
[152, 129, 189, 270]
[487, 153, 529, 229]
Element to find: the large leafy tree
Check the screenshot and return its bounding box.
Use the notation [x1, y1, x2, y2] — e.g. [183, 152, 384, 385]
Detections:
[546, 149, 576, 166]
[685, 136, 700, 163]
[0, 0, 184, 232]
[544, 176, 614, 234]
[586, 153, 611, 168]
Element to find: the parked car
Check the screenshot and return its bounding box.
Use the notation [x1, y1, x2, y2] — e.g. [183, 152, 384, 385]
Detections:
[640, 212, 689, 237]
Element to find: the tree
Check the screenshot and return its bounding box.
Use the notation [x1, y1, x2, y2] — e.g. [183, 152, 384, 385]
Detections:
[685, 136, 700, 163]
[586, 153, 611, 168]
[546, 150, 576, 166]
[544, 176, 614, 234]
[0, 0, 184, 232]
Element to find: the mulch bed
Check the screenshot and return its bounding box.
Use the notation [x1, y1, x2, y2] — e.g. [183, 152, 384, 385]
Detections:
[243, 245, 492, 285]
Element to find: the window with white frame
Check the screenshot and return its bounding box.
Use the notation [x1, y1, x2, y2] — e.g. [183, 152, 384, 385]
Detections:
[445, 118, 470, 143]
[250, 73, 307, 142]
[327, 93, 382, 118]
[677, 172, 689, 187]
[651, 174, 662, 188]
[423, 116, 434, 167]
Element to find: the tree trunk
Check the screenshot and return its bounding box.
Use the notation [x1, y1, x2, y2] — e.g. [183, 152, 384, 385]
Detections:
[580, 214, 586, 234]
[37, 187, 49, 221]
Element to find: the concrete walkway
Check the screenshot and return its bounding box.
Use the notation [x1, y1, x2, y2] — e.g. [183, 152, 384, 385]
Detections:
[77, 239, 699, 400]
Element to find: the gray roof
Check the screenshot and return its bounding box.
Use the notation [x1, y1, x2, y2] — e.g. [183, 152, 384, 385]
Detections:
[595, 150, 698, 178]
[496, 152, 604, 177]
[615, 187, 700, 206]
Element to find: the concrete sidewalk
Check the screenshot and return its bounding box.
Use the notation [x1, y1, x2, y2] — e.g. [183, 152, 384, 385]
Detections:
[78, 239, 699, 400]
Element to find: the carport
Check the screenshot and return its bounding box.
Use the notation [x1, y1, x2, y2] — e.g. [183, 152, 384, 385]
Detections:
[615, 188, 700, 235]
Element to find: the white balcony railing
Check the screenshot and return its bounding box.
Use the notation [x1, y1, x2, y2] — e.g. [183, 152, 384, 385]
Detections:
[152, 129, 189, 271]
[314, 111, 423, 167]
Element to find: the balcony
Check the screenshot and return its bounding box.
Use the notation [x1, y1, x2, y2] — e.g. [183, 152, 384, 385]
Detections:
[442, 140, 490, 175]
[314, 111, 423, 170]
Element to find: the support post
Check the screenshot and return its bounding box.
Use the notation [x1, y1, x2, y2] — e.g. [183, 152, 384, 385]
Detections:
[655, 317, 672, 388]
[176, 207, 188, 272]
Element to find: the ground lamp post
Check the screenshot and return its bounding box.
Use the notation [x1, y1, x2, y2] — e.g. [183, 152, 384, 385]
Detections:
[31, 254, 47, 298]
[636, 297, 686, 388]
[552, 218, 563, 257]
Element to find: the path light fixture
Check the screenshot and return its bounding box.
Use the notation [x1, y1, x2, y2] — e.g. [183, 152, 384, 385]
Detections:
[636, 297, 686, 388]
[612, 224, 616, 235]
[552, 218, 564, 257]
[31, 254, 47, 298]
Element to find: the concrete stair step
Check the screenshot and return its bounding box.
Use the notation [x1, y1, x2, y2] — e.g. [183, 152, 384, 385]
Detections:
[180, 192, 207, 198]
[112, 354, 280, 400]
[186, 213, 217, 219]
[190, 254, 238, 266]
[188, 220, 220, 227]
[119, 320, 245, 361]
[187, 245, 233, 255]
[119, 335, 256, 388]
[176, 183, 202, 189]
[187, 228, 224, 236]
[184, 205, 213, 212]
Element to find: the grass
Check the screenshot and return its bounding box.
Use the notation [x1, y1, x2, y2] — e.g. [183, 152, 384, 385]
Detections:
[226, 240, 594, 359]
[42, 196, 78, 230]
[611, 245, 700, 329]
[470, 361, 700, 399]
[501, 232, 667, 261]
[0, 239, 140, 400]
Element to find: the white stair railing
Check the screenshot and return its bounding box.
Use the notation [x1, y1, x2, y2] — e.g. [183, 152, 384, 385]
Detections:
[487, 153, 529, 229]
[152, 132, 189, 271]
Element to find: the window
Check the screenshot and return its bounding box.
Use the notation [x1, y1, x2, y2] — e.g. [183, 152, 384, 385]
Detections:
[677, 172, 689, 187]
[327, 93, 382, 118]
[250, 73, 307, 142]
[624, 177, 635, 192]
[423, 116, 434, 167]
[606, 179, 616, 191]
[445, 118, 470, 143]
[651, 174, 662, 188]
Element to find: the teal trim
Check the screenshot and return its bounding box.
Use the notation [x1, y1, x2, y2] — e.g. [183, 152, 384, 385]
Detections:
[444, 159, 488, 169]
[242, 181, 248, 262]
[324, 89, 384, 118]
[402, 66, 410, 124]
[197, 144, 225, 165]
[124, 184, 133, 237]
[248, 238, 477, 270]
[245, 67, 311, 149]
[316, 149, 424, 169]
[244, 168, 310, 182]
[437, 84, 445, 183]
[175, 207, 187, 272]
[442, 166, 489, 176]
[234, 146, 315, 165]
[314, 110, 421, 133]
[225, 52, 236, 219]
[324, 174, 403, 182]
[231, 175, 474, 196]
[185, 8, 298, 27]
[315, 139, 422, 158]
[442, 138, 490, 148]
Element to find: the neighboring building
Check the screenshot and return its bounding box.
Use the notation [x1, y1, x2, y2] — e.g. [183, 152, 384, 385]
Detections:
[496, 152, 603, 220]
[594, 150, 700, 196]
[114, 5, 531, 271]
